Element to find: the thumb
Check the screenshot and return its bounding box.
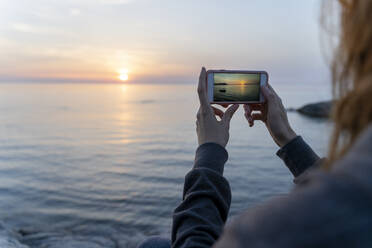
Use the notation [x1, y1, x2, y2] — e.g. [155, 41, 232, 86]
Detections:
[222, 104, 239, 126]
[261, 85, 275, 106]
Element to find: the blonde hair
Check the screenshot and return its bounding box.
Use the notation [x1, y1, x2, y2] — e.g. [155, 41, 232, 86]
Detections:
[326, 0, 372, 166]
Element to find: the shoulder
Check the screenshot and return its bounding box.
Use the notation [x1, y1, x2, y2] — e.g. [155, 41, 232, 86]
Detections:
[217, 171, 372, 247]
[215, 124, 372, 248]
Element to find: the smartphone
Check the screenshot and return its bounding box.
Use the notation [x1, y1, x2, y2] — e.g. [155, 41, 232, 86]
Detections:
[207, 70, 268, 104]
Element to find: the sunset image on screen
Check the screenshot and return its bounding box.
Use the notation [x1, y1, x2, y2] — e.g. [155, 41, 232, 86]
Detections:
[213, 73, 261, 102]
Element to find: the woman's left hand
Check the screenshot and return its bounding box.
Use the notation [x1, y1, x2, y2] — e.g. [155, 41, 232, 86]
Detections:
[196, 67, 239, 148]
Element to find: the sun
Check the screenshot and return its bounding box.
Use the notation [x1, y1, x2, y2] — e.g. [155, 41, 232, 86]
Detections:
[119, 73, 129, 81]
[118, 68, 129, 81]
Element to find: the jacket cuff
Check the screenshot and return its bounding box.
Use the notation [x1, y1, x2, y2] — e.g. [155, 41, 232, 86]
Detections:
[276, 136, 320, 177]
[194, 143, 228, 175]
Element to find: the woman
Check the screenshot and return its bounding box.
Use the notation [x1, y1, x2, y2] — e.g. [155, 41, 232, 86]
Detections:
[139, 0, 372, 247]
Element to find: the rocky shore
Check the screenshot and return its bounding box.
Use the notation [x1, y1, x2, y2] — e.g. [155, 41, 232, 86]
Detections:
[0, 222, 28, 248]
[289, 101, 333, 118]
[0, 221, 147, 248]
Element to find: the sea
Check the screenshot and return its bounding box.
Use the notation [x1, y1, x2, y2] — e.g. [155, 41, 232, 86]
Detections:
[214, 84, 260, 102]
[0, 82, 332, 247]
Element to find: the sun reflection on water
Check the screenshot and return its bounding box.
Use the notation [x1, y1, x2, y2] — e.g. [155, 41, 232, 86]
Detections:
[120, 85, 127, 93]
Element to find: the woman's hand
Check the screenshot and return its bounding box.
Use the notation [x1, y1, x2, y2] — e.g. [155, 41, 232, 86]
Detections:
[244, 84, 297, 148]
[196, 67, 239, 148]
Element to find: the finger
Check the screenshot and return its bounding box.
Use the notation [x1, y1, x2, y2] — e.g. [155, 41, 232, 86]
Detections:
[245, 104, 263, 111]
[243, 104, 252, 114]
[252, 113, 264, 121]
[261, 85, 276, 105]
[243, 104, 254, 126]
[197, 67, 209, 108]
[268, 84, 279, 97]
[266, 84, 284, 107]
[222, 104, 239, 126]
[243, 104, 253, 117]
[245, 113, 264, 127]
[212, 106, 224, 119]
[244, 111, 254, 127]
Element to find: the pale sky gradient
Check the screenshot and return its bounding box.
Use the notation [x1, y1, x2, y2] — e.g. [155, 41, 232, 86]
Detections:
[0, 0, 329, 84]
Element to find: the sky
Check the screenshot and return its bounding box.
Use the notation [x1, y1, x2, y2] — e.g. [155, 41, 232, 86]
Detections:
[214, 73, 260, 85]
[0, 0, 330, 84]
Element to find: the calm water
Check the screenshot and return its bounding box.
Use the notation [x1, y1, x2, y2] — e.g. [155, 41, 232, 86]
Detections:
[214, 84, 260, 101]
[0, 82, 331, 247]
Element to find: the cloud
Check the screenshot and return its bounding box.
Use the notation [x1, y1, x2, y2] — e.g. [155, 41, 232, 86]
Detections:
[69, 8, 81, 16]
[11, 23, 35, 33]
[11, 22, 65, 35]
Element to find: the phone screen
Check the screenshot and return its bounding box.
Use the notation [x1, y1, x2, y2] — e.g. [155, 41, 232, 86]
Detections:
[213, 73, 261, 102]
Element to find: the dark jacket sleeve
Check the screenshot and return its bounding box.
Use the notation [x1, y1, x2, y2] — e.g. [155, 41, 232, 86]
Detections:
[171, 143, 231, 248]
[276, 136, 323, 180]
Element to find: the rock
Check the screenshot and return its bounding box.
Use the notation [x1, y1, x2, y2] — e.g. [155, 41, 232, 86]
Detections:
[296, 101, 333, 118]
[21, 233, 116, 248]
[0, 222, 29, 248]
[0, 220, 151, 248]
[0, 219, 155, 248]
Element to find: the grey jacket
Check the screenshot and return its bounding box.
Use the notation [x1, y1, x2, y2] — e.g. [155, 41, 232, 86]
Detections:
[172, 125, 372, 248]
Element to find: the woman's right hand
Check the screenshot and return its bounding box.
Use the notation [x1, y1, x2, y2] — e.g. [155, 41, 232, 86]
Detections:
[244, 84, 297, 148]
